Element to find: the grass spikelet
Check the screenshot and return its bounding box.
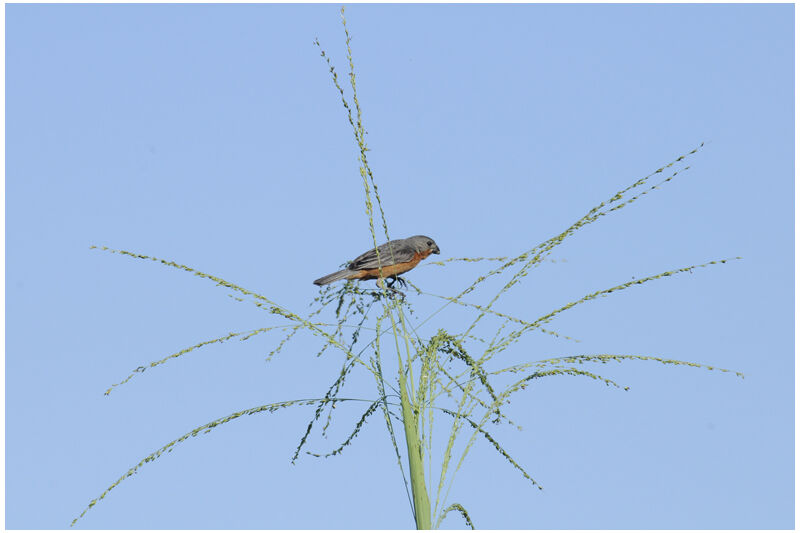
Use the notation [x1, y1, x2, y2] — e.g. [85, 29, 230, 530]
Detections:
[450, 144, 707, 338]
[340, 7, 391, 245]
[430, 330, 498, 405]
[91, 246, 383, 381]
[429, 360, 517, 427]
[531, 353, 744, 378]
[266, 325, 303, 362]
[426, 256, 511, 267]
[411, 282, 580, 343]
[292, 362, 360, 462]
[439, 407, 540, 490]
[306, 398, 382, 458]
[104, 326, 281, 395]
[71, 397, 374, 527]
[510, 367, 629, 392]
[486, 257, 742, 359]
[438, 503, 476, 530]
[91, 245, 283, 310]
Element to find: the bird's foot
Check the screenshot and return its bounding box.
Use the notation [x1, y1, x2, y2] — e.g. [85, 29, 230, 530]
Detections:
[377, 277, 406, 300]
[387, 276, 408, 289]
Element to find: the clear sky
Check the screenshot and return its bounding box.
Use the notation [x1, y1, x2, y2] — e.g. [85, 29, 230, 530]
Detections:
[6, 3, 794, 529]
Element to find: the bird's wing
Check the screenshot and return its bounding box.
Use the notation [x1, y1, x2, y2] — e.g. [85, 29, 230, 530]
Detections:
[349, 239, 415, 270]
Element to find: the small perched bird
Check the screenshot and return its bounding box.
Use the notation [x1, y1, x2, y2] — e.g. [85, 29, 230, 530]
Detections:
[313, 235, 440, 287]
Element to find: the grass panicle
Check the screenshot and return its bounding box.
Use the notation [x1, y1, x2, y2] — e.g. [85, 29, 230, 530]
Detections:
[71, 396, 376, 527]
[104, 326, 283, 395]
[306, 398, 382, 458]
[78, 13, 740, 530]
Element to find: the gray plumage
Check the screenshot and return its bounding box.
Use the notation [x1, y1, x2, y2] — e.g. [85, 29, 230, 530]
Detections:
[312, 269, 353, 286]
[313, 235, 440, 286]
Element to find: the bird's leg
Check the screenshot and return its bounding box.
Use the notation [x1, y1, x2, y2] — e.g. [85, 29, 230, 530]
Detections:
[386, 276, 408, 289]
[377, 277, 405, 299]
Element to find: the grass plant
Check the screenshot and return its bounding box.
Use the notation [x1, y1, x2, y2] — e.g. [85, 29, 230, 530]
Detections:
[74, 9, 741, 529]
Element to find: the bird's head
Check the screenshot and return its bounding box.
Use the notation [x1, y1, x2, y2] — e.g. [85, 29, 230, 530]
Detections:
[408, 235, 440, 255]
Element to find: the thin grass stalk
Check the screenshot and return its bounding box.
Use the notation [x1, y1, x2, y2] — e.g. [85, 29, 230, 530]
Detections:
[333, 9, 432, 528]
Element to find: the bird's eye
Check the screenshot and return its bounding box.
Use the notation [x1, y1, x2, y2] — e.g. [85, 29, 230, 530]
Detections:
[427, 241, 432, 246]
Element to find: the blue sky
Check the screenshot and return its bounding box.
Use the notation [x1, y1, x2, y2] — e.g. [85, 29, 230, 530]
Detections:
[6, 3, 793, 529]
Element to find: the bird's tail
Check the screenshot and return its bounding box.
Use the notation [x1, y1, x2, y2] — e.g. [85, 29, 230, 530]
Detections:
[313, 269, 352, 286]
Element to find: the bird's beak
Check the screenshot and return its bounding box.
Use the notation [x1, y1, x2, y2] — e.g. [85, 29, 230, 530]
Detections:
[433, 246, 440, 254]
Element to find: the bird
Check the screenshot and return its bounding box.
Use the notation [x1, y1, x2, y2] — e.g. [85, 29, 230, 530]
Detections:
[313, 235, 440, 288]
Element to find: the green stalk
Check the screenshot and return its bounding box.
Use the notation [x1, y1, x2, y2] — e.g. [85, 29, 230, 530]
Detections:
[398, 359, 432, 529]
[385, 302, 431, 529]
